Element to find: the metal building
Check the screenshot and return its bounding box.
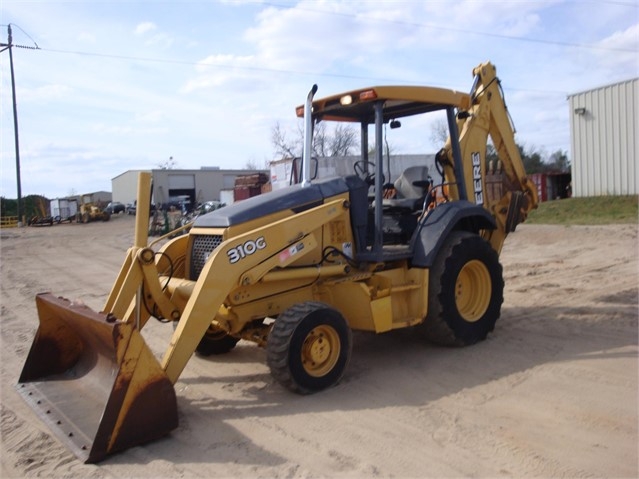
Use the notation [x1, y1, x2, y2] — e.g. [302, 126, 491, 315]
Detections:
[112, 168, 268, 210]
[568, 78, 638, 197]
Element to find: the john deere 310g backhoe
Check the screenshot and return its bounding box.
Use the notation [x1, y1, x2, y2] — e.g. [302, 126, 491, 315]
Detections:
[17, 62, 537, 463]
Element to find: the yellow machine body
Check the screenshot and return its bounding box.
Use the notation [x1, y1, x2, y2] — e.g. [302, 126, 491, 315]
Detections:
[17, 62, 537, 463]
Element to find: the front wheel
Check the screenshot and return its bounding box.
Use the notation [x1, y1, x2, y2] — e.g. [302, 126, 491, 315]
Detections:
[267, 302, 352, 394]
[421, 231, 504, 346]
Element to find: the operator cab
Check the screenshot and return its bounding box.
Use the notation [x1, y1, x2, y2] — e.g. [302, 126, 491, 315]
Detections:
[297, 85, 470, 263]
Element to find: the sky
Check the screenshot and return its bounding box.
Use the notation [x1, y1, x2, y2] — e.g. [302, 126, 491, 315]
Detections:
[1, 0, 637, 199]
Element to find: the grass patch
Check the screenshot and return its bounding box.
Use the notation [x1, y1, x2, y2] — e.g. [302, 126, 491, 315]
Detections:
[526, 195, 638, 225]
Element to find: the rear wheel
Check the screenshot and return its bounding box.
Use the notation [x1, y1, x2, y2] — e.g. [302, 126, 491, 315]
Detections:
[421, 231, 503, 346]
[267, 302, 352, 394]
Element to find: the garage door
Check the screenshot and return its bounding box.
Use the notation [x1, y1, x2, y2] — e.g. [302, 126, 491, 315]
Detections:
[168, 174, 195, 189]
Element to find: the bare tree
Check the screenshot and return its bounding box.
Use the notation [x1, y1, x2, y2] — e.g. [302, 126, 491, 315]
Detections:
[313, 122, 328, 157]
[326, 123, 358, 157]
[271, 122, 300, 159]
[158, 156, 177, 170]
[271, 121, 358, 159]
[429, 118, 449, 146]
[244, 159, 260, 170]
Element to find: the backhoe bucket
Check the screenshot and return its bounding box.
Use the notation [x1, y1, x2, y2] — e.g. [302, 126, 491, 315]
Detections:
[17, 293, 178, 463]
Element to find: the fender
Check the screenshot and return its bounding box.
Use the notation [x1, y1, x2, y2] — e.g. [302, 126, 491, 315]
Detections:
[410, 200, 496, 268]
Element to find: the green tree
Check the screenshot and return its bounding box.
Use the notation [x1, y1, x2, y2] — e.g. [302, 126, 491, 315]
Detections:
[1, 195, 51, 219]
[547, 149, 570, 172]
[518, 144, 545, 174]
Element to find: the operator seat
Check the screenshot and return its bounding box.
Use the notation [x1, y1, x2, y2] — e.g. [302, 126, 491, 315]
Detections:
[383, 165, 430, 210]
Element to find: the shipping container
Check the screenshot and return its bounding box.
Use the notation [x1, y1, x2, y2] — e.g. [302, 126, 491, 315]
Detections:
[530, 173, 571, 202]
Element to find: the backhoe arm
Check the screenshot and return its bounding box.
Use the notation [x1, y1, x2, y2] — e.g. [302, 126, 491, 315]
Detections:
[442, 62, 538, 253]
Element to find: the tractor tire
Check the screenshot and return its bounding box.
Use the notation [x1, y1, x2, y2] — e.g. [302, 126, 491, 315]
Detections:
[267, 302, 352, 395]
[421, 231, 503, 346]
[82, 212, 90, 223]
[195, 327, 240, 356]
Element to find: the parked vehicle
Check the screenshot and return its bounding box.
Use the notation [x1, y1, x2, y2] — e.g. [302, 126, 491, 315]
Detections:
[104, 202, 125, 214]
[78, 195, 110, 223]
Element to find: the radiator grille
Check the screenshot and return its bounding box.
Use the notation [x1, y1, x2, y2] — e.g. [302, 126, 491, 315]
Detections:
[190, 234, 223, 280]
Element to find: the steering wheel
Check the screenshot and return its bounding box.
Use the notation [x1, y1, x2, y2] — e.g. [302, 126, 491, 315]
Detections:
[354, 160, 380, 187]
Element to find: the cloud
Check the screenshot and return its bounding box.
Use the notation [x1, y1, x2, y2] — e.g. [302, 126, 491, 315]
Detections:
[600, 22, 639, 50]
[133, 21, 174, 48]
[134, 110, 165, 124]
[592, 22, 639, 73]
[134, 21, 157, 36]
[180, 54, 257, 92]
[237, 1, 550, 83]
[91, 122, 169, 136]
[18, 84, 73, 103]
[243, 3, 402, 69]
[77, 31, 96, 43]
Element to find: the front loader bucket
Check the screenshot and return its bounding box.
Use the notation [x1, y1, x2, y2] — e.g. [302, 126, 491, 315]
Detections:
[16, 293, 178, 463]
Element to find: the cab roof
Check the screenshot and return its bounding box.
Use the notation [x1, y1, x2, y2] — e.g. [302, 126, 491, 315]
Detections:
[296, 85, 471, 124]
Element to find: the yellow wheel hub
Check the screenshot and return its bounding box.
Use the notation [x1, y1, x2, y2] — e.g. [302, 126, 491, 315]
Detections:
[301, 325, 340, 377]
[455, 260, 491, 322]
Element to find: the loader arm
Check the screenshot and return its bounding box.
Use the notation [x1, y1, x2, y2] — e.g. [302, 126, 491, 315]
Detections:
[441, 62, 538, 253]
[161, 197, 349, 384]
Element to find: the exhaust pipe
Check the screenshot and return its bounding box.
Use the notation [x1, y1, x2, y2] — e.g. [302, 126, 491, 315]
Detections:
[301, 84, 318, 188]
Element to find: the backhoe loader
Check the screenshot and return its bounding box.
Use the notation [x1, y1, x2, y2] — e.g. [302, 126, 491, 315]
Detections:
[17, 62, 538, 463]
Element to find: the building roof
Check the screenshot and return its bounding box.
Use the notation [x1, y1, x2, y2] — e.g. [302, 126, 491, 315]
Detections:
[567, 77, 638, 99]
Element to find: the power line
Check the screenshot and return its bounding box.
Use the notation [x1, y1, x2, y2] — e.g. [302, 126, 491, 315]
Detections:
[0, 23, 40, 50]
[37, 46, 570, 95]
[261, 1, 637, 53]
[5, 5, 632, 99]
[7, 23, 39, 49]
[35, 46, 428, 86]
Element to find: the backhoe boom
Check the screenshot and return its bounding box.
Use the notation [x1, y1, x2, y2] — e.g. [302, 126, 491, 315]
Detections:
[447, 62, 538, 252]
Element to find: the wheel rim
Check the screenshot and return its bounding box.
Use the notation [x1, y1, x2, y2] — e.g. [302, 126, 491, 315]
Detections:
[455, 259, 492, 322]
[204, 327, 228, 341]
[301, 325, 340, 377]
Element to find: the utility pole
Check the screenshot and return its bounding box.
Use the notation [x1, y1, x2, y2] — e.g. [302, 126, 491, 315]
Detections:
[1, 24, 37, 226]
[7, 25, 23, 225]
[1, 25, 22, 225]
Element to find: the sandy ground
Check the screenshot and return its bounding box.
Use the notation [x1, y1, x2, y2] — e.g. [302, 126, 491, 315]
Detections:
[0, 214, 637, 478]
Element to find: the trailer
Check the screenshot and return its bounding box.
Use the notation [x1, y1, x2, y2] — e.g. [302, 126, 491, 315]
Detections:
[50, 198, 78, 223]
